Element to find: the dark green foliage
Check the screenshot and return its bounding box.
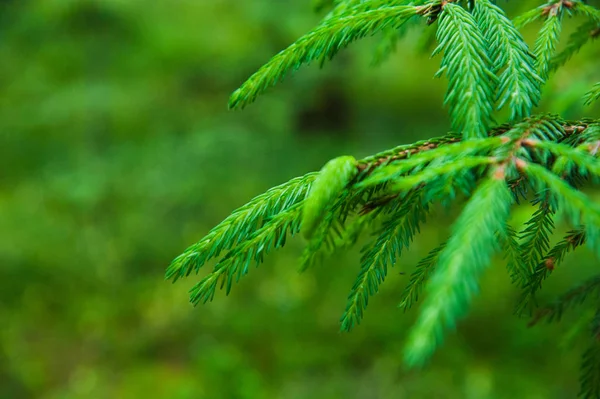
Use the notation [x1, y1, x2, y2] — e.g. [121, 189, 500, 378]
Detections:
[169, 0, 600, 394]
[550, 19, 600, 72]
[341, 191, 428, 331]
[586, 83, 600, 106]
[398, 241, 445, 311]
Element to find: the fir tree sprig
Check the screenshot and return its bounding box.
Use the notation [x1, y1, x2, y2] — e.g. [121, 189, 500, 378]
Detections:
[580, 331, 600, 398]
[404, 174, 513, 366]
[585, 83, 600, 106]
[516, 228, 586, 315]
[518, 196, 556, 276]
[398, 241, 446, 311]
[229, 4, 420, 109]
[341, 191, 428, 331]
[535, 4, 564, 82]
[166, 173, 317, 282]
[550, 20, 600, 72]
[474, 0, 542, 120]
[500, 224, 530, 285]
[171, 0, 600, 390]
[189, 203, 304, 304]
[529, 274, 600, 325]
[433, 2, 497, 139]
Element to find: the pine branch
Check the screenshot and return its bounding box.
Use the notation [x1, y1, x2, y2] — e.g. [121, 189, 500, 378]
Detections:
[522, 138, 600, 178]
[535, 6, 564, 82]
[575, 2, 600, 23]
[580, 328, 600, 398]
[499, 224, 530, 286]
[341, 191, 428, 331]
[166, 173, 317, 282]
[404, 174, 513, 366]
[585, 82, 600, 106]
[398, 241, 445, 311]
[529, 274, 600, 326]
[516, 228, 586, 315]
[513, 4, 547, 29]
[189, 203, 304, 305]
[300, 208, 345, 271]
[229, 4, 419, 109]
[550, 20, 600, 72]
[359, 137, 503, 187]
[474, 0, 542, 120]
[519, 196, 556, 276]
[523, 162, 600, 256]
[434, 3, 496, 139]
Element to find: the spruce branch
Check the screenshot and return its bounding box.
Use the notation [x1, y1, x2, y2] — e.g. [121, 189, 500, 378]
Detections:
[166, 173, 317, 282]
[404, 174, 513, 366]
[580, 331, 600, 398]
[519, 196, 556, 271]
[580, 307, 600, 398]
[535, 6, 564, 82]
[474, 0, 542, 120]
[529, 274, 600, 326]
[550, 20, 600, 72]
[499, 224, 530, 286]
[341, 191, 428, 331]
[516, 228, 586, 315]
[189, 203, 304, 305]
[229, 4, 419, 109]
[434, 2, 497, 139]
[398, 241, 445, 311]
[523, 162, 600, 255]
[585, 82, 600, 106]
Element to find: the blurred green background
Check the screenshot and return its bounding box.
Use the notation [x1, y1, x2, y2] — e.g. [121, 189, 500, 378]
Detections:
[1, 1, 599, 398]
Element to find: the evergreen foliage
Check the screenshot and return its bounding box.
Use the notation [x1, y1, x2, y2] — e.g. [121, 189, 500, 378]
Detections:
[169, 0, 600, 394]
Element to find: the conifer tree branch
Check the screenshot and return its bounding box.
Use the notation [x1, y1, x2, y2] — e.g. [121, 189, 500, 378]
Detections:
[585, 82, 600, 106]
[341, 191, 428, 331]
[529, 274, 600, 326]
[398, 241, 446, 311]
[189, 203, 304, 305]
[499, 224, 530, 286]
[166, 173, 317, 282]
[550, 20, 600, 72]
[229, 4, 420, 109]
[474, 0, 542, 120]
[535, 6, 564, 82]
[404, 173, 513, 366]
[518, 196, 556, 274]
[434, 2, 496, 139]
[516, 228, 586, 315]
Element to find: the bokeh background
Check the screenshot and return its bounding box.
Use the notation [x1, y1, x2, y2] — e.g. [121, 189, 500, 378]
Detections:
[1, 1, 599, 398]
